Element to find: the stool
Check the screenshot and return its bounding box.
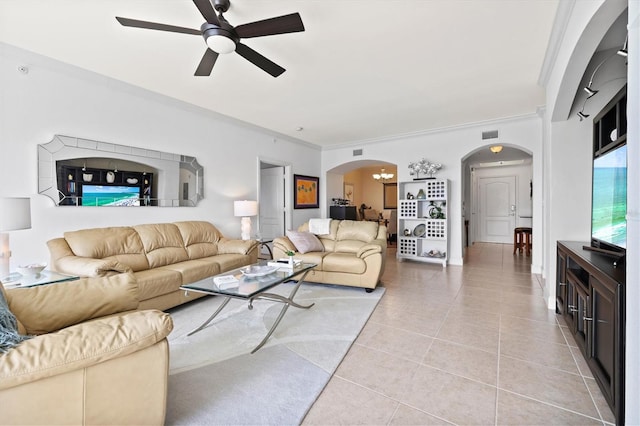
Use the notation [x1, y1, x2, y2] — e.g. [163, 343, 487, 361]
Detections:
[513, 227, 532, 256]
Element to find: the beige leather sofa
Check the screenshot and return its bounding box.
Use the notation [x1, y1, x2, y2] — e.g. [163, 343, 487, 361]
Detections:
[47, 221, 259, 311]
[272, 220, 386, 291]
[0, 273, 173, 425]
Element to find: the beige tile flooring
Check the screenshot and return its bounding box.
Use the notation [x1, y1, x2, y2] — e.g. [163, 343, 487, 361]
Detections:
[303, 243, 615, 425]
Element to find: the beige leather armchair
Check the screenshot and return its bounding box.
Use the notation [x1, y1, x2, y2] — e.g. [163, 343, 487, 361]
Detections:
[0, 273, 173, 425]
[273, 220, 386, 291]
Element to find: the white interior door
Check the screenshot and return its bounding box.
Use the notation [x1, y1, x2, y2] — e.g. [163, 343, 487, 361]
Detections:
[478, 176, 516, 243]
[259, 166, 285, 241]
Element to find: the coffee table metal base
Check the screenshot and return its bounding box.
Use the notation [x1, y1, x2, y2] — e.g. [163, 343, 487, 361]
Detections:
[186, 269, 314, 353]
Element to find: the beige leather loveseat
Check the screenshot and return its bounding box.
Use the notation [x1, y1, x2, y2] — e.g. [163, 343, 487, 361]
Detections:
[272, 220, 386, 291]
[0, 273, 173, 425]
[47, 221, 259, 311]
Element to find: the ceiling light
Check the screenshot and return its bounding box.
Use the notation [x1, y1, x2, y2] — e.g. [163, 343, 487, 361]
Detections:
[577, 111, 590, 121]
[202, 25, 237, 54]
[490, 145, 503, 153]
[206, 34, 236, 54]
[372, 168, 394, 182]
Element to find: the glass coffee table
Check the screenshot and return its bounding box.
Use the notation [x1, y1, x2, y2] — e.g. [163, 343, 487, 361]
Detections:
[2, 270, 79, 288]
[180, 261, 317, 353]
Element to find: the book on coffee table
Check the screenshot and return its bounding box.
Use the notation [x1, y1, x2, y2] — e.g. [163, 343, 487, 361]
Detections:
[268, 259, 302, 269]
[213, 275, 239, 289]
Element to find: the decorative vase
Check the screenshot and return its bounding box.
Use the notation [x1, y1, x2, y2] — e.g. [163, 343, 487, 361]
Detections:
[417, 189, 426, 199]
[288, 255, 295, 265]
[106, 171, 115, 183]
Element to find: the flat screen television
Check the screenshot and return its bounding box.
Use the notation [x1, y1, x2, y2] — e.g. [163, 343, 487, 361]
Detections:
[80, 185, 142, 206]
[591, 143, 627, 252]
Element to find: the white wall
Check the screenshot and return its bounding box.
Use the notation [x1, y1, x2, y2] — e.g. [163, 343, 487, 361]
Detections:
[322, 115, 544, 268]
[0, 43, 321, 269]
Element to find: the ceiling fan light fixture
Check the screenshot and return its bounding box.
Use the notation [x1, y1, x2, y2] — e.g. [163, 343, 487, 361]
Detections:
[490, 145, 503, 153]
[205, 33, 236, 54]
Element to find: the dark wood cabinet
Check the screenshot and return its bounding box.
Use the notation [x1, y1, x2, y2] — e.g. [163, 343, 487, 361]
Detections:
[556, 241, 625, 424]
[330, 206, 357, 220]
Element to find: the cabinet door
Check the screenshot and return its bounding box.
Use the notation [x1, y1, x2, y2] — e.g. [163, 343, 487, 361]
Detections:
[587, 276, 616, 406]
[566, 274, 588, 352]
[556, 250, 567, 314]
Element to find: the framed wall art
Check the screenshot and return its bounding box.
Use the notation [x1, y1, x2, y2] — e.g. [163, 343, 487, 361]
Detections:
[344, 183, 354, 205]
[294, 174, 319, 209]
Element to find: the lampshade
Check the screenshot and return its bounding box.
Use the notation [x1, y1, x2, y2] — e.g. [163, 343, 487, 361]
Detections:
[490, 145, 503, 154]
[0, 197, 32, 231]
[234, 200, 258, 217]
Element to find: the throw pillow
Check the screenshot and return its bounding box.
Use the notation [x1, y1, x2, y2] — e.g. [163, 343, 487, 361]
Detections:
[0, 287, 31, 353]
[286, 230, 324, 254]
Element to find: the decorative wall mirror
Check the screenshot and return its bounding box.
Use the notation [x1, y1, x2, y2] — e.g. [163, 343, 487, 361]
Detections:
[38, 135, 204, 207]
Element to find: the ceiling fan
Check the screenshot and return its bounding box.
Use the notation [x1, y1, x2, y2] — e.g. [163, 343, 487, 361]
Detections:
[116, 0, 305, 77]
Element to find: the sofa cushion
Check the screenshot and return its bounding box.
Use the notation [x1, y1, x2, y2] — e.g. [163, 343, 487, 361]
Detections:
[174, 221, 221, 259]
[6, 273, 139, 335]
[133, 268, 183, 301]
[160, 259, 220, 285]
[210, 253, 254, 272]
[64, 227, 150, 272]
[134, 223, 189, 268]
[286, 230, 325, 254]
[336, 220, 379, 242]
[322, 253, 367, 274]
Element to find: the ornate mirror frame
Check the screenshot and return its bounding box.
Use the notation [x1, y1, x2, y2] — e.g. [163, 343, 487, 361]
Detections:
[38, 135, 204, 207]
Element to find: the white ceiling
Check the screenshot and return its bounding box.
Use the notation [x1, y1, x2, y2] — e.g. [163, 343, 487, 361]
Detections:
[0, 0, 559, 148]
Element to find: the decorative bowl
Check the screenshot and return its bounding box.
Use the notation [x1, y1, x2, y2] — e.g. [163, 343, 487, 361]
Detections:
[82, 173, 93, 182]
[126, 177, 139, 184]
[17, 263, 47, 276]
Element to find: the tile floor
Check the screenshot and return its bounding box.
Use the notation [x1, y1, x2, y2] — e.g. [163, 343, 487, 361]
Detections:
[303, 243, 615, 425]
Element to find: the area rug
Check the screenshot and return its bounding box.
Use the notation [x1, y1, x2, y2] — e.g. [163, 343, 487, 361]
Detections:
[165, 281, 385, 425]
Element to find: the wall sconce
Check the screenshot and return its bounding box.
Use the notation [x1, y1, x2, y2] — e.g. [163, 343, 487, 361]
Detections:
[234, 200, 258, 240]
[490, 145, 503, 154]
[0, 197, 32, 280]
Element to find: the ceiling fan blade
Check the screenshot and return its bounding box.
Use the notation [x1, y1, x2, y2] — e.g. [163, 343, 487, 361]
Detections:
[192, 0, 220, 25]
[234, 13, 304, 39]
[235, 43, 285, 77]
[116, 17, 201, 35]
[195, 49, 219, 76]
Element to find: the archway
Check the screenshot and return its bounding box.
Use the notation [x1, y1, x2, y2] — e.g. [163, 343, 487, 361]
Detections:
[461, 144, 533, 252]
[325, 159, 397, 222]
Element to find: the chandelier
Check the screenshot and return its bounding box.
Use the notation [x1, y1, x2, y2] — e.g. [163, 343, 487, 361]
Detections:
[372, 168, 394, 181]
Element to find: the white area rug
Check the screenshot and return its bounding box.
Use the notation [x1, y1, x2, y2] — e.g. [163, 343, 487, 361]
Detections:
[165, 282, 385, 425]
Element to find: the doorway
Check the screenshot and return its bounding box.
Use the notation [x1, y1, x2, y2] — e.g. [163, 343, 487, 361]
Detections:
[259, 162, 286, 241]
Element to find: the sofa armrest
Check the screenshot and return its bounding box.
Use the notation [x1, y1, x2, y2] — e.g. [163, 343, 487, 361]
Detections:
[357, 243, 383, 258]
[53, 256, 132, 277]
[273, 237, 296, 255]
[0, 310, 173, 391]
[217, 238, 259, 255]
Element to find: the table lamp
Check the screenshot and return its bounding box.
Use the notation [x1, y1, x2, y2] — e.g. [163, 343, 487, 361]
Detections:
[234, 200, 258, 240]
[0, 197, 32, 280]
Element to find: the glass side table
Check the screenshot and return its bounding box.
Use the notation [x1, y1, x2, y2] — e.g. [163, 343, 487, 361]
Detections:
[1, 270, 79, 289]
